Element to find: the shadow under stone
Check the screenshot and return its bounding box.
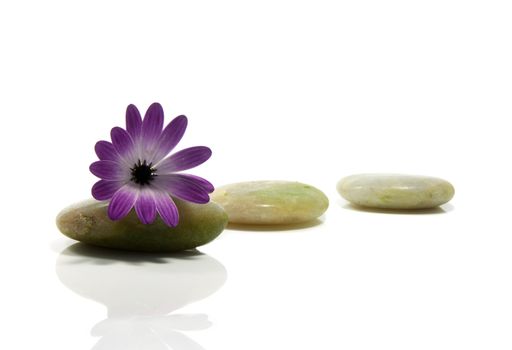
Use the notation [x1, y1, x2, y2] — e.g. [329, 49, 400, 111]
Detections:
[338, 200, 453, 215]
[226, 218, 324, 232]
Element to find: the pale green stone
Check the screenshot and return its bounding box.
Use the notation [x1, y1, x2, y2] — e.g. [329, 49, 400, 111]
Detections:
[337, 174, 455, 209]
[211, 181, 329, 225]
[56, 199, 228, 252]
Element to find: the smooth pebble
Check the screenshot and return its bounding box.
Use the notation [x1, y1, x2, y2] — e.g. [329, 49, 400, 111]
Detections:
[56, 198, 228, 252]
[337, 174, 454, 209]
[211, 181, 329, 225]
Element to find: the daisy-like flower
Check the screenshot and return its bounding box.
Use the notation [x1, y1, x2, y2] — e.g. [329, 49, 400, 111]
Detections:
[90, 103, 213, 227]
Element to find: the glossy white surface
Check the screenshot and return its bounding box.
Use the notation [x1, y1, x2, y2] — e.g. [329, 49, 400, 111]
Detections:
[56, 245, 226, 349]
[2, 1, 512, 349]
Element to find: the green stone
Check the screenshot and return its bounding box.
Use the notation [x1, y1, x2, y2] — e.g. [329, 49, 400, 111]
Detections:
[337, 174, 455, 209]
[56, 199, 228, 252]
[211, 181, 329, 225]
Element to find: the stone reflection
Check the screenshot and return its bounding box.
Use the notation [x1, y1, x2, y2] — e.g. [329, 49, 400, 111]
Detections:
[56, 243, 227, 350]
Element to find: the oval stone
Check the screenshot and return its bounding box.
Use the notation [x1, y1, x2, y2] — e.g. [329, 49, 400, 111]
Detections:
[56, 199, 228, 252]
[211, 181, 329, 225]
[337, 174, 455, 209]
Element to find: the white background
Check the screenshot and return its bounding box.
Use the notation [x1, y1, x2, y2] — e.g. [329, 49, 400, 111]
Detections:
[1, 0, 511, 349]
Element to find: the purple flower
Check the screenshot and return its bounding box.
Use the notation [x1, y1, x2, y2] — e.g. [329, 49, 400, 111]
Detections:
[89, 103, 213, 227]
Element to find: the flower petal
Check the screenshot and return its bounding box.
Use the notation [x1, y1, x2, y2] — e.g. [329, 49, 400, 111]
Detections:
[91, 180, 124, 200]
[141, 102, 164, 151]
[95, 141, 118, 161]
[178, 174, 214, 193]
[126, 104, 142, 140]
[156, 146, 212, 174]
[134, 190, 157, 224]
[108, 186, 138, 221]
[152, 115, 188, 163]
[111, 127, 136, 162]
[89, 160, 129, 181]
[155, 174, 210, 204]
[154, 193, 179, 227]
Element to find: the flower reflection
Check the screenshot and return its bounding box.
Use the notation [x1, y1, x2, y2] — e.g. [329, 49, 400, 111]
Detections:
[56, 243, 227, 350]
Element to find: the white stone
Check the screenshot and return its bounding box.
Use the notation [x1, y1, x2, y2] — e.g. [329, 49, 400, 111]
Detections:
[211, 181, 329, 225]
[337, 174, 454, 209]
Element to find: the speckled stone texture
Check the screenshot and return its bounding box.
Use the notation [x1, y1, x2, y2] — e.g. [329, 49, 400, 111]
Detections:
[211, 181, 329, 225]
[337, 174, 455, 209]
[56, 198, 228, 252]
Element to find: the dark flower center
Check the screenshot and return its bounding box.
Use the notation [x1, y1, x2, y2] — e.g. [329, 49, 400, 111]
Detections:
[130, 160, 157, 185]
